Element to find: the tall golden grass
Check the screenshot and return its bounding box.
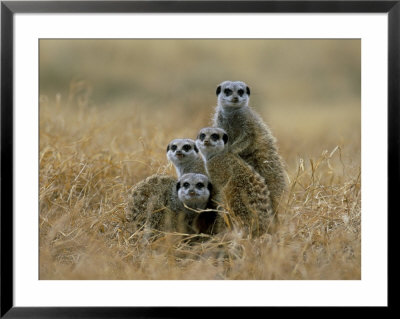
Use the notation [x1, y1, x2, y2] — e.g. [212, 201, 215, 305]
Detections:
[39, 39, 360, 280]
[39, 101, 360, 280]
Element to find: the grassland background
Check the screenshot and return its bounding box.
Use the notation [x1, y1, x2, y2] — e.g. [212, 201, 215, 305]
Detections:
[39, 39, 361, 280]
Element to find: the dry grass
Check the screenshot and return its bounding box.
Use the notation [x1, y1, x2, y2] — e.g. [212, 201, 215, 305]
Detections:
[39, 98, 360, 280]
[39, 39, 360, 280]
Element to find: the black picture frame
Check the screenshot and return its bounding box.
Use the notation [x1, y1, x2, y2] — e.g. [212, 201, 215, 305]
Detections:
[1, 0, 396, 317]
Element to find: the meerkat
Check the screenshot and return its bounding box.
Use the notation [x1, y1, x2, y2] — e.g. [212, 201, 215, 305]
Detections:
[166, 137, 220, 209]
[176, 173, 220, 234]
[127, 137, 216, 234]
[196, 127, 275, 236]
[128, 173, 215, 234]
[166, 138, 206, 178]
[213, 80, 287, 213]
[127, 138, 207, 227]
[126, 174, 177, 230]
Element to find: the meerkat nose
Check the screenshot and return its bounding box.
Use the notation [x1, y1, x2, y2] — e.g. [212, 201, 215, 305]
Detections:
[204, 140, 210, 145]
[232, 97, 239, 102]
[189, 190, 196, 196]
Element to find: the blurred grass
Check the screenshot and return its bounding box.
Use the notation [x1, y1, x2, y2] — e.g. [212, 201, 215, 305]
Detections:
[39, 39, 360, 280]
[40, 39, 360, 106]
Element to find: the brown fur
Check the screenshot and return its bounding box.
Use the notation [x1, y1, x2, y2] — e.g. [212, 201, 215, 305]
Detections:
[206, 151, 275, 237]
[213, 81, 287, 214]
[126, 174, 182, 232]
[126, 174, 220, 235]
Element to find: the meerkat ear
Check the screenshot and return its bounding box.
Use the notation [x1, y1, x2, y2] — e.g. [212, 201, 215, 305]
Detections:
[207, 182, 213, 193]
[166, 144, 170, 152]
[194, 144, 199, 153]
[216, 85, 221, 96]
[176, 182, 181, 191]
[246, 86, 250, 96]
[222, 133, 228, 144]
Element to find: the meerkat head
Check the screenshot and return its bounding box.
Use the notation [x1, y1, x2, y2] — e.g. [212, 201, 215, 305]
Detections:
[216, 80, 250, 109]
[196, 127, 228, 160]
[176, 173, 212, 210]
[166, 138, 200, 167]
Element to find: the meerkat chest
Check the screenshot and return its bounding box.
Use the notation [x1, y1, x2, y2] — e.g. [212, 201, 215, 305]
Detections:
[217, 111, 244, 141]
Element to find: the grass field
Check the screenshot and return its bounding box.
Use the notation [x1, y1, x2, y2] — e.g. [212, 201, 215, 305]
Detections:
[39, 39, 361, 280]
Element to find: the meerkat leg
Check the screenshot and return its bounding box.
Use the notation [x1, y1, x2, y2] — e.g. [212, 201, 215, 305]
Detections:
[245, 153, 286, 214]
[229, 134, 253, 155]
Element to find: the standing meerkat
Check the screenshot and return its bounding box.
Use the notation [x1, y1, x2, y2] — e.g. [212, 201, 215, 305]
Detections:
[213, 80, 287, 213]
[196, 127, 275, 236]
[166, 138, 206, 178]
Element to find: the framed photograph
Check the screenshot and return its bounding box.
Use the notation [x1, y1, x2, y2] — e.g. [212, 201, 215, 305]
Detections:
[1, 0, 395, 317]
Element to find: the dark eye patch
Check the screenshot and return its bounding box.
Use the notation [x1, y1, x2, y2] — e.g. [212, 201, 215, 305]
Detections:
[199, 133, 206, 140]
[224, 88, 232, 96]
[223, 133, 228, 144]
[171, 145, 177, 151]
[211, 134, 220, 141]
[182, 144, 192, 152]
[237, 89, 244, 96]
[183, 182, 190, 188]
[216, 85, 221, 96]
[196, 183, 204, 189]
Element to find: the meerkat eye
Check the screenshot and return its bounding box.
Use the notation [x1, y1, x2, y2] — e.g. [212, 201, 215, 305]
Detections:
[237, 89, 244, 96]
[182, 144, 192, 152]
[199, 133, 206, 140]
[196, 183, 204, 189]
[211, 133, 220, 141]
[183, 182, 190, 188]
[224, 88, 232, 96]
[171, 145, 177, 151]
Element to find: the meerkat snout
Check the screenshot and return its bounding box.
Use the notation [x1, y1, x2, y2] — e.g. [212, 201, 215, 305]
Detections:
[175, 150, 183, 158]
